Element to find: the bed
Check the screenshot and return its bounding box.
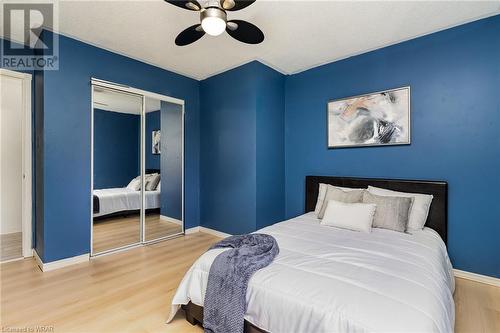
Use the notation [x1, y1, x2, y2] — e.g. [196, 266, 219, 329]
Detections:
[93, 169, 161, 219]
[93, 188, 161, 218]
[170, 176, 454, 333]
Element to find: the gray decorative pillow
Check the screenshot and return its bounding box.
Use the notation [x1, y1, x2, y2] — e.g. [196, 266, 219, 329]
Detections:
[362, 191, 413, 233]
[145, 174, 160, 191]
[318, 185, 364, 219]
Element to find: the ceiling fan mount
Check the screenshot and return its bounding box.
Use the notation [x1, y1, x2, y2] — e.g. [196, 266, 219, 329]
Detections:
[165, 0, 264, 46]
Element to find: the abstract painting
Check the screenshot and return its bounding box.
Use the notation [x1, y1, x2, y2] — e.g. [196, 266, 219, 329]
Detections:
[152, 130, 161, 154]
[327, 87, 410, 148]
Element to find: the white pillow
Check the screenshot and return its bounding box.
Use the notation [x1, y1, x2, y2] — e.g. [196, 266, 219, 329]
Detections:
[321, 199, 376, 233]
[313, 183, 328, 216]
[126, 176, 141, 191]
[367, 186, 433, 231]
[314, 183, 366, 217]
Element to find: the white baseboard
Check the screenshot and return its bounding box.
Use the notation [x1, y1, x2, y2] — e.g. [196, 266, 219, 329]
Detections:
[0, 230, 22, 235]
[184, 226, 231, 238]
[454, 269, 500, 287]
[160, 215, 183, 225]
[0, 256, 25, 264]
[199, 226, 231, 238]
[33, 249, 90, 272]
[185, 226, 200, 234]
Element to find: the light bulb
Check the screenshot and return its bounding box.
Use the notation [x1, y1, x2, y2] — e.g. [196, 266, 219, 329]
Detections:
[201, 16, 226, 36]
[200, 7, 227, 36]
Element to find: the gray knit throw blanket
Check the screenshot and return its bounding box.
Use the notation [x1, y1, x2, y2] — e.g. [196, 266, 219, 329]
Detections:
[203, 233, 279, 333]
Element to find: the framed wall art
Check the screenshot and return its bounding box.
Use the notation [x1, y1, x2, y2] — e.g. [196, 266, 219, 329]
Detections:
[327, 86, 410, 148]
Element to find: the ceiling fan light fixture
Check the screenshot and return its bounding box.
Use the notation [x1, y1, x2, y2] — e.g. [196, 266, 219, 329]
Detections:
[201, 7, 227, 36]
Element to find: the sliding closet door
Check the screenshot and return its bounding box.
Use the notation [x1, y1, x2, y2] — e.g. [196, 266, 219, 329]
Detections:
[144, 99, 183, 241]
[92, 86, 143, 254]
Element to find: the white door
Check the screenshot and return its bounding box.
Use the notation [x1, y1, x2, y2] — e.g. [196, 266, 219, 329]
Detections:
[0, 69, 32, 260]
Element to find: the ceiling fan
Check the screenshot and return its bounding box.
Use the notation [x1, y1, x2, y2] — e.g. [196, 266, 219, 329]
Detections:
[165, 0, 264, 46]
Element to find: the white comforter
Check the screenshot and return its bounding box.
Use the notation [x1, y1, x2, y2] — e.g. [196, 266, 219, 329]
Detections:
[169, 212, 455, 333]
[93, 188, 161, 217]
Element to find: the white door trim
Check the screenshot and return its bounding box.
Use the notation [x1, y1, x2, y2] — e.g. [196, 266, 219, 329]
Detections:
[0, 69, 33, 258]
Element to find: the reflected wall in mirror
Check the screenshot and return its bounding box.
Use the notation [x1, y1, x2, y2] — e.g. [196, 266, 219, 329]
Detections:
[144, 98, 183, 241]
[92, 87, 143, 254]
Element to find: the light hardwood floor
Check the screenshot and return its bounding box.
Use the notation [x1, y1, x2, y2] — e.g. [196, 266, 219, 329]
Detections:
[1, 232, 499, 333]
[93, 214, 183, 253]
[0, 232, 22, 262]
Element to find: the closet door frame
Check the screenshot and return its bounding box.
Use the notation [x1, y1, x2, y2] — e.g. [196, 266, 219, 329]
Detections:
[0, 69, 33, 259]
[90, 78, 185, 257]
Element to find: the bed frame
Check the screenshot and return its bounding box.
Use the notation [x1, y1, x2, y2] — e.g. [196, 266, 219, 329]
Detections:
[182, 176, 448, 332]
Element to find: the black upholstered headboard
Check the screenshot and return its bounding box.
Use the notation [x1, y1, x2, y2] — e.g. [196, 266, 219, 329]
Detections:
[305, 176, 448, 243]
[146, 169, 160, 174]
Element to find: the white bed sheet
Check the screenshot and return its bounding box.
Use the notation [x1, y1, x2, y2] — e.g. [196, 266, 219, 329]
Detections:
[93, 188, 160, 217]
[169, 212, 455, 333]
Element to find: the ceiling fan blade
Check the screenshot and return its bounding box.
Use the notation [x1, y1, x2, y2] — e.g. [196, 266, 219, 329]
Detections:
[220, 0, 256, 11]
[165, 0, 202, 11]
[226, 20, 264, 44]
[175, 24, 205, 46]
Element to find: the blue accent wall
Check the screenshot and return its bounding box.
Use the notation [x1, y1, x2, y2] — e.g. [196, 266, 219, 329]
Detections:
[146, 111, 160, 170]
[284, 15, 500, 277]
[38, 31, 200, 262]
[256, 65, 286, 230]
[200, 61, 285, 234]
[93, 109, 140, 189]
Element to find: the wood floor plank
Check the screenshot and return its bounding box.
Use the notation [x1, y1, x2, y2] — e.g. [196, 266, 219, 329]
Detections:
[0, 232, 22, 262]
[454, 277, 500, 333]
[1, 232, 498, 332]
[92, 214, 182, 253]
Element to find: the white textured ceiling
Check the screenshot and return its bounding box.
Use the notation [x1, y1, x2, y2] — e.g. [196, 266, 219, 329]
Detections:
[4, 1, 500, 80]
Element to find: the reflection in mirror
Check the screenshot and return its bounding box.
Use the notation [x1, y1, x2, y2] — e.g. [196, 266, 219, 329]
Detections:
[145, 98, 183, 241]
[92, 87, 142, 253]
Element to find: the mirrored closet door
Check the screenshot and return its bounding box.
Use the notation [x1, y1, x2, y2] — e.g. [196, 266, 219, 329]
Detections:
[92, 86, 143, 254]
[144, 98, 183, 241]
[91, 80, 184, 256]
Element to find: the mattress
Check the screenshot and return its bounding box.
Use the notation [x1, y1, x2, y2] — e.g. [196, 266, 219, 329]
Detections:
[169, 212, 455, 333]
[93, 188, 160, 217]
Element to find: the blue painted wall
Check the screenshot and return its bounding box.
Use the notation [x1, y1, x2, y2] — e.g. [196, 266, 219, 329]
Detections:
[284, 15, 500, 277]
[146, 111, 160, 170]
[93, 109, 140, 189]
[38, 31, 200, 262]
[200, 63, 257, 234]
[256, 65, 286, 230]
[200, 61, 285, 234]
